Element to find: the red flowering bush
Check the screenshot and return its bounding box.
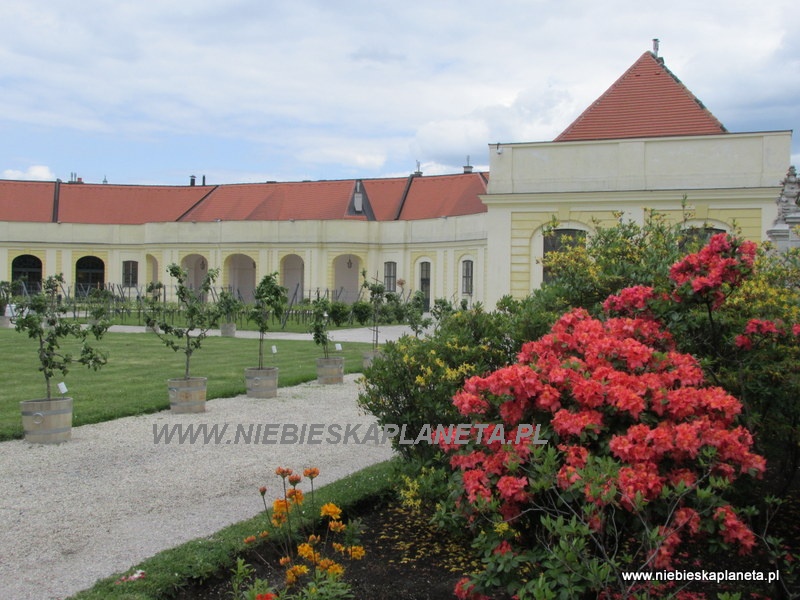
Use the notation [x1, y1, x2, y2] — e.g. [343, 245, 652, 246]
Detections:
[611, 237, 800, 496]
[438, 232, 800, 597]
[668, 233, 757, 309]
[444, 305, 765, 597]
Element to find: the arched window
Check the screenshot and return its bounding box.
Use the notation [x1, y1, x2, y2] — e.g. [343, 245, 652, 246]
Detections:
[543, 229, 586, 284]
[11, 254, 43, 292]
[680, 226, 727, 251]
[75, 256, 105, 296]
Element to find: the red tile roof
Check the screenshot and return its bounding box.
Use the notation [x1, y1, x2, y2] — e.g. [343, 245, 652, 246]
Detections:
[362, 177, 410, 221]
[399, 173, 488, 220]
[555, 51, 727, 142]
[0, 180, 56, 222]
[57, 184, 214, 224]
[179, 180, 358, 222]
[0, 172, 488, 224]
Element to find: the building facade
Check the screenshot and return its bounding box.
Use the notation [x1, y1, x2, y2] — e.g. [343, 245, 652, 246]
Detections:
[0, 51, 793, 308]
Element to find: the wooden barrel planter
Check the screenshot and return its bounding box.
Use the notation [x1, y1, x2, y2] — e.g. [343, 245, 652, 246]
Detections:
[20, 397, 73, 444]
[245, 367, 279, 398]
[168, 377, 207, 413]
[316, 357, 344, 384]
[220, 322, 236, 338]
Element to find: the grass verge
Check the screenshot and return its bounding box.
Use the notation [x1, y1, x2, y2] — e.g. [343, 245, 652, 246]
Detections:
[68, 459, 399, 600]
[0, 328, 372, 441]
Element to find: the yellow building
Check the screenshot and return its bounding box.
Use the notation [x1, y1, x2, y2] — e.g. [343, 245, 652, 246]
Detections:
[0, 51, 793, 308]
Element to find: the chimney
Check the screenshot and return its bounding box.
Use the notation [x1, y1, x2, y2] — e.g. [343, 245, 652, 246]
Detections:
[202, 175, 206, 186]
[190, 175, 196, 186]
[463, 155, 473, 174]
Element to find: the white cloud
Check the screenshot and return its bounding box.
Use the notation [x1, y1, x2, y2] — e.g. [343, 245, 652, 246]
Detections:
[0, 0, 796, 184]
[1, 165, 55, 181]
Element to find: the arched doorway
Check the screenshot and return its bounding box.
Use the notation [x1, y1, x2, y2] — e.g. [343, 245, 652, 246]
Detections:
[179, 254, 208, 292]
[281, 254, 304, 304]
[333, 254, 360, 303]
[146, 254, 159, 285]
[225, 254, 256, 302]
[75, 256, 105, 296]
[11, 254, 43, 293]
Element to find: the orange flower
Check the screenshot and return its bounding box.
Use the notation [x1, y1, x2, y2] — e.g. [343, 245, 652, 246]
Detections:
[255, 594, 277, 600]
[320, 502, 342, 520]
[332, 542, 345, 553]
[297, 542, 318, 563]
[326, 562, 345, 577]
[288, 473, 302, 486]
[303, 467, 320, 479]
[286, 488, 304, 505]
[271, 499, 289, 526]
[258, 530, 269, 538]
[275, 467, 293, 478]
[285, 564, 309, 585]
[307, 534, 321, 545]
[258, 486, 267, 496]
[243, 535, 256, 544]
[329, 520, 346, 533]
[279, 556, 292, 566]
[347, 545, 366, 560]
[318, 558, 344, 577]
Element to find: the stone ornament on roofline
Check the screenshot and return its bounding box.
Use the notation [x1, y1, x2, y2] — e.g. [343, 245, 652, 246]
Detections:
[775, 166, 800, 224]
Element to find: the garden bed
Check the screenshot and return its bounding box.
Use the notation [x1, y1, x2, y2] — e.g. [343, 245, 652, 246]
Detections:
[173, 496, 479, 600]
[165, 486, 800, 600]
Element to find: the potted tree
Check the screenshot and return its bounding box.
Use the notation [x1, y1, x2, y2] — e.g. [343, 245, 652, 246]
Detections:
[217, 289, 243, 338]
[14, 274, 109, 443]
[245, 273, 287, 398]
[360, 270, 386, 369]
[145, 264, 221, 413]
[310, 297, 343, 384]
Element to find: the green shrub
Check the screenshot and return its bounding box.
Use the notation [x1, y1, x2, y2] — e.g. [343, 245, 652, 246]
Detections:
[327, 300, 350, 327]
[358, 305, 518, 463]
[541, 208, 707, 314]
[384, 292, 406, 323]
[349, 301, 372, 325]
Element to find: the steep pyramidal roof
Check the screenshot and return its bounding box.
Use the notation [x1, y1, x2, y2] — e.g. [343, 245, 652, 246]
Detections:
[555, 51, 727, 142]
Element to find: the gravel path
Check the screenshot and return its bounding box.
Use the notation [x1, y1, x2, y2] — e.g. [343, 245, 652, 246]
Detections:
[0, 374, 394, 600]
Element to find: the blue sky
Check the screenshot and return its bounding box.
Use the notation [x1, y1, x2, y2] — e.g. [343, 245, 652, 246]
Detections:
[1, 0, 797, 186]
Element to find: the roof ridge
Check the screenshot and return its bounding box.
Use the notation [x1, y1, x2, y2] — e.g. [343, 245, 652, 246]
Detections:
[555, 51, 727, 142]
[176, 185, 220, 221]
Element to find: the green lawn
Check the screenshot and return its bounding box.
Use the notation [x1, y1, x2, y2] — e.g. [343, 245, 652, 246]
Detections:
[0, 328, 372, 441]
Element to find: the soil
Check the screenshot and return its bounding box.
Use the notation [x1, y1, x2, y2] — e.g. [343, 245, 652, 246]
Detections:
[174, 489, 799, 600]
[174, 497, 478, 600]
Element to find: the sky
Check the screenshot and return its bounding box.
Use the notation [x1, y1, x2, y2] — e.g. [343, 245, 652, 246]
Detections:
[1, 0, 798, 186]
